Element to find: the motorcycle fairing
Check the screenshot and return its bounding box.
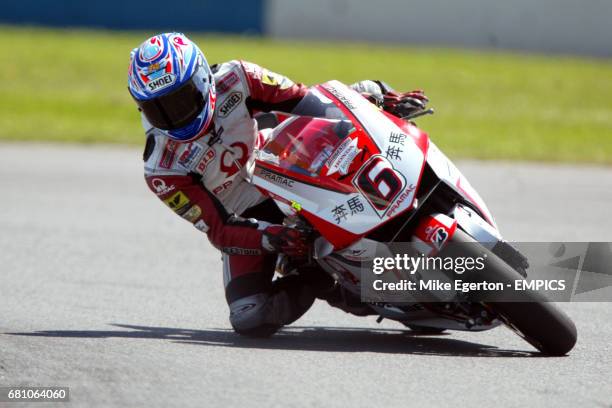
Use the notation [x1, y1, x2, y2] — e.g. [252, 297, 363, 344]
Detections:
[248, 81, 513, 333]
[425, 140, 498, 229]
[252, 81, 429, 249]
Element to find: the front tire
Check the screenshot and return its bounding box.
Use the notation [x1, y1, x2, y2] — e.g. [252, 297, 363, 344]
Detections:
[451, 229, 577, 356]
[486, 301, 577, 356]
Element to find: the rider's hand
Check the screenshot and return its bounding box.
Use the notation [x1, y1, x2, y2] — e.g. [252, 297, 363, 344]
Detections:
[262, 225, 309, 257]
[382, 89, 429, 118]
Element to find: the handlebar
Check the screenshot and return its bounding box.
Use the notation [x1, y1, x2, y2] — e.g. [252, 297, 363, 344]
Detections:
[401, 108, 435, 121]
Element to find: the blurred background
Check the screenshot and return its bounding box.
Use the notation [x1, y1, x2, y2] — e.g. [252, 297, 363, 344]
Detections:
[1, 0, 611, 163]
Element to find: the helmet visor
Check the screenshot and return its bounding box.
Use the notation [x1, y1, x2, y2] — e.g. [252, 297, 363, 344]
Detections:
[133, 74, 206, 131]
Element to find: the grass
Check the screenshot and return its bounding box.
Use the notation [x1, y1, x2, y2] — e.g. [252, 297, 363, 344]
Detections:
[1, 25, 611, 163]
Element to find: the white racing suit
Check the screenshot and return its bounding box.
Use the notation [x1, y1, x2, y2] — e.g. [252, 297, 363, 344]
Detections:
[143, 60, 381, 336]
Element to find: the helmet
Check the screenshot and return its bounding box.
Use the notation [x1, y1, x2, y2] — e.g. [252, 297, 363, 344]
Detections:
[128, 33, 216, 142]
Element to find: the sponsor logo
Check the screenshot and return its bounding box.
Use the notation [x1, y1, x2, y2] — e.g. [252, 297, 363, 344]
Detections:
[195, 148, 216, 174]
[178, 143, 204, 169]
[147, 73, 175, 92]
[386, 184, 416, 218]
[325, 85, 356, 109]
[220, 142, 249, 177]
[212, 180, 233, 195]
[182, 205, 202, 222]
[261, 70, 294, 90]
[146, 62, 162, 74]
[311, 145, 334, 171]
[259, 168, 294, 188]
[326, 137, 361, 176]
[163, 191, 191, 214]
[389, 132, 407, 145]
[194, 220, 209, 233]
[223, 247, 262, 256]
[428, 227, 449, 250]
[159, 140, 178, 169]
[413, 215, 457, 254]
[150, 178, 175, 196]
[218, 92, 242, 117]
[207, 126, 223, 146]
[331, 196, 366, 224]
[216, 72, 239, 94]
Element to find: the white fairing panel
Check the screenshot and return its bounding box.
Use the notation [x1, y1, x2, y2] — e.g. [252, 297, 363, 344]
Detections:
[454, 205, 502, 249]
[426, 140, 498, 230]
[323, 82, 426, 221]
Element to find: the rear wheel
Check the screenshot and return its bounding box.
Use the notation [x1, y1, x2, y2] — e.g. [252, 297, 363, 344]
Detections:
[451, 229, 577, 356]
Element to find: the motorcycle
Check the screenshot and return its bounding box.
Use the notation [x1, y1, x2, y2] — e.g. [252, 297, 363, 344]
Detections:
[247, 81, 577, 355]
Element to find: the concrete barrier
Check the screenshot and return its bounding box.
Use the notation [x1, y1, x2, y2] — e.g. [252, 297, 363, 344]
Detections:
[1, 0, 609, 56]
[266, 0, 612, 57]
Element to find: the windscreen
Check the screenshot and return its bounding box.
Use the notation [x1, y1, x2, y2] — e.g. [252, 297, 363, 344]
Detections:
[290, 88, 348, 120]
[259, 89, 357, 177]
[260, 117, 356, 177]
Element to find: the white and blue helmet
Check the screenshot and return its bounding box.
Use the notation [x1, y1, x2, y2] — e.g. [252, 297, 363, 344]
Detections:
[128, 33, 216, 142]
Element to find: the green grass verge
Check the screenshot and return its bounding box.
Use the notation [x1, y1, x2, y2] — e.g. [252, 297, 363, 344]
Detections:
[1, 25, 611, 163]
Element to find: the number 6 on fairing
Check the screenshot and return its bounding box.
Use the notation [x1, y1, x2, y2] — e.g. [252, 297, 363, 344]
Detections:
[354, 155, 405, 214]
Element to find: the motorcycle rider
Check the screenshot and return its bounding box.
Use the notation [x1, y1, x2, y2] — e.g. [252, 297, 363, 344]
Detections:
[128, 33, 429, 337]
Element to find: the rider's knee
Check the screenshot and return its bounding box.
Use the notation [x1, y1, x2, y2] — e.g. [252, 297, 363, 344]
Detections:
[228, 293, 281, 337]
[227, 279, 316, 337]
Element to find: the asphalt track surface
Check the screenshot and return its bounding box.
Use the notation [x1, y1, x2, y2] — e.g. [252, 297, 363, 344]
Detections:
[1, 143, 611, 408]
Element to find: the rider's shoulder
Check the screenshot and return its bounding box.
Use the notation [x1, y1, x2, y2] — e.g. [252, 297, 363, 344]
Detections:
[213, 60, 252, 96]
[215, 60, 266, 79]
[141, 125, 189, 176]
[213, 60, 245, 78]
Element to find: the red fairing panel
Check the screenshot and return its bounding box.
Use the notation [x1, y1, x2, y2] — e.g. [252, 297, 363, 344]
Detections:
[252, 82, 430, 249]
[145, 175, 264, 254]
[412, 213, 458, 255]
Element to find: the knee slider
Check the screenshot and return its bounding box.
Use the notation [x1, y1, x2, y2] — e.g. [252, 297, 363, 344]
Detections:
[228, 293, 281, 337]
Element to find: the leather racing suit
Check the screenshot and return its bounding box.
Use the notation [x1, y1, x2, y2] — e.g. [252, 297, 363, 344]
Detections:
[142, 60, 400, 336]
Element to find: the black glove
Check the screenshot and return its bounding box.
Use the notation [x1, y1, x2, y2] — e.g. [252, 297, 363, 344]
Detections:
[262, 225, 309, 257]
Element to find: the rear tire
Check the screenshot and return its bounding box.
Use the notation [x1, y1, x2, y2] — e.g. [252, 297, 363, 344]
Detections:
[451, 229, 577, 356]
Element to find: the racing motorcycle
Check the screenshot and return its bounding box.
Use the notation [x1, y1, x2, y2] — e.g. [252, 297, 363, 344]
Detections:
[247, 81, 577, 355]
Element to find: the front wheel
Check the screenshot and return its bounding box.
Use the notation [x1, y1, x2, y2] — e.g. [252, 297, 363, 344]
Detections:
[451, 229, 577, 356]
[485, 301, 577, 356]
